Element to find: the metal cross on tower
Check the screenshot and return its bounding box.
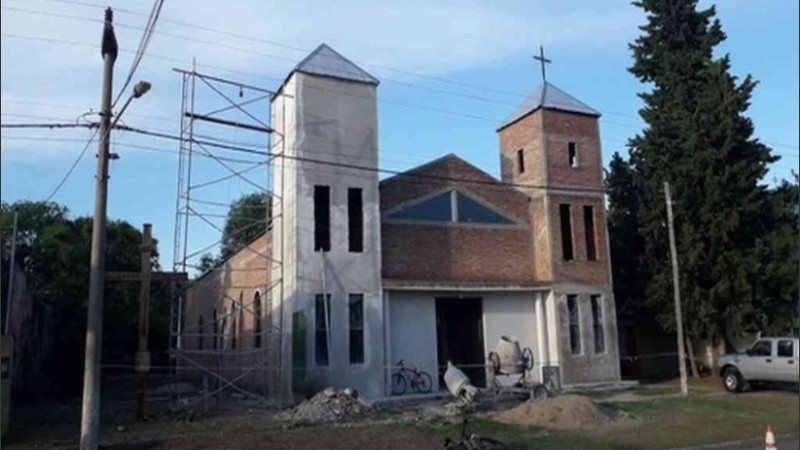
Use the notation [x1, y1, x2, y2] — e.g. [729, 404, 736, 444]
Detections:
[533, 45, 551, 82]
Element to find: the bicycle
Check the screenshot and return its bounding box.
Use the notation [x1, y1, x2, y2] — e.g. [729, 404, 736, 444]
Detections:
[444, 412, 508, 450]
[391, 359, 433, 395]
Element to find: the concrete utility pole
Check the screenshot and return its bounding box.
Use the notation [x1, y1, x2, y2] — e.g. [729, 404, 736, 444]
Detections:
[664, 182, 689, 397]
[4, 211, 18, 335]
[80, 8, 117, 450]
[136, 224, 153, 421]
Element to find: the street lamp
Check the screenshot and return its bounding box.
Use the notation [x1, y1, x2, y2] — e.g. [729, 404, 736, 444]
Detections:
[80, 10, 154, 450]
[111, 80, 152, 129]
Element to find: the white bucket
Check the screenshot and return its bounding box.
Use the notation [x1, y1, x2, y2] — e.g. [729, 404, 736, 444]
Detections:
[443, 361, 470, 397]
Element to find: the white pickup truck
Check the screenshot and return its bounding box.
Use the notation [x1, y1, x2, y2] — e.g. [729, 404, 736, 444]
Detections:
[716, 337, 799, 392]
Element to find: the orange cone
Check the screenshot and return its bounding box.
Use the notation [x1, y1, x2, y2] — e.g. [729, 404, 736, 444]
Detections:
[765, 424, 776, 450]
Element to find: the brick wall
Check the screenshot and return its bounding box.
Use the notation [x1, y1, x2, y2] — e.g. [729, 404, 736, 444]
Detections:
[183, 232, 275, 391]
[542, 110, 603, 188]
[380, 154, 537, 284]
[498, 112, 545, 187]
[548, 194, 609, 285]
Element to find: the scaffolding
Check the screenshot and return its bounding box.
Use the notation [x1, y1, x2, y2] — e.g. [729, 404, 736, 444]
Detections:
[170, 64, 288, 410]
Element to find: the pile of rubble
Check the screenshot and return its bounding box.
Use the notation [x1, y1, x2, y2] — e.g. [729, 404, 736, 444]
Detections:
[279, 387, 372, 423]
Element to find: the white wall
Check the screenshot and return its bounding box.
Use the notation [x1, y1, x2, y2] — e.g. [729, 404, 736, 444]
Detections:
[388, 292, 439, 392]
[482, 293, 540, 384]
[388, 290, 544, 394]
[271, 72, 385, 399]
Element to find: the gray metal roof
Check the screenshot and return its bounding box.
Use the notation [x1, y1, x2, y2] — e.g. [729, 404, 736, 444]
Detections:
[498, 82, 600, 130]
[293, 43, 379, 85]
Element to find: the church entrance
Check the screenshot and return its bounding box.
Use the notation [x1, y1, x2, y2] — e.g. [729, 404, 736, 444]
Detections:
[435, 297, 486, 388]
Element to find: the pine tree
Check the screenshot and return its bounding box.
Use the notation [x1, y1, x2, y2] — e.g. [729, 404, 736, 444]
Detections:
[606, 152, 645, 315]
[628, 0, 776, 345]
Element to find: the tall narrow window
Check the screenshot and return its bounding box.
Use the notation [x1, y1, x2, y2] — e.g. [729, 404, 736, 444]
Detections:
[568, 142, 577, 168]
[517, 149, 525, 173]
[212, 308, 218, 350]
[559, 204, 574, 261]
[254, 292, 262, 348]
[198, 314, 204, 350]
[583, 205, 597, 261]
[314, 185, 331, 252]
[348, 188, 364, 253]
[567, 295, 581, 355]
[239, 296, 244, 349]
[348, 294, 365, 364]
[315, 294, 331, 366]
[220, 308, 227, 350]
[231, 302, 237, 350]
[591, 295, 605, 353]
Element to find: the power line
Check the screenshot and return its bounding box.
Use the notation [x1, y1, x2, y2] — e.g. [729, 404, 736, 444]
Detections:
[111, 0, 163, 108]
[115, 124, 609, 194]
[6, 28, 798, 153]
[0, 122, 89, 129]
[0, 5, 646, 128]
[43, 127, 99, 201]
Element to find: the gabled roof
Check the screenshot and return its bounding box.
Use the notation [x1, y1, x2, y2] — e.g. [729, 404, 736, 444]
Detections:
[292, 43, 379, 86]
[497, 82, 600, 131]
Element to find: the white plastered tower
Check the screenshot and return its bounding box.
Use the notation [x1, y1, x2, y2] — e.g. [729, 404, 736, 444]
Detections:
[270, 44, 385, 399]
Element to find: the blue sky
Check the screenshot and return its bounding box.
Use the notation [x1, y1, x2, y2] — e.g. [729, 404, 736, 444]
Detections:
[1, 0, 798, 270]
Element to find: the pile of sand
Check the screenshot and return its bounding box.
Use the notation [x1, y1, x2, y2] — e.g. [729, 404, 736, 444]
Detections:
[492, 394, 615, 429]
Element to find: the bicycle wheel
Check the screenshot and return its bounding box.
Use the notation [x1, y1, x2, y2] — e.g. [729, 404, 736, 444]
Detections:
[471, 436, 509, 450]
[391, 373, 407, 396]
[531, 384, 549, 401]
[413, 371, 433, 393]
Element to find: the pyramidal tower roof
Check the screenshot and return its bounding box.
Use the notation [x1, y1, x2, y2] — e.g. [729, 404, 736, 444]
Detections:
[292, 43, 379, 85]
[498, 82, 600, 130]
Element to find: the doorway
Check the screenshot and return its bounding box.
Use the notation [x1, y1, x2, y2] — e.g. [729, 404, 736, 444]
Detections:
[435, 297, 485, 388]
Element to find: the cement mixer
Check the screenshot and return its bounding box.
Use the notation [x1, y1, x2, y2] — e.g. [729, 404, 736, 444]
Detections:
[486, 336, 548, 402]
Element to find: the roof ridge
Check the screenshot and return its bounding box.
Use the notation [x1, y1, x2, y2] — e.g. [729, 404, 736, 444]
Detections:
[292, 43, 379, 85]
[497, 81, 600, 131]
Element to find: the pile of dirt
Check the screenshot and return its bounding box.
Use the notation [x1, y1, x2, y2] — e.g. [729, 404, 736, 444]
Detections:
[492, 394, 615, 429]
[278, 387, 372, 423]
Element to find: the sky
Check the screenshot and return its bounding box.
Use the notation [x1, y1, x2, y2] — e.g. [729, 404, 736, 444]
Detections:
[1, 0, 798, 270]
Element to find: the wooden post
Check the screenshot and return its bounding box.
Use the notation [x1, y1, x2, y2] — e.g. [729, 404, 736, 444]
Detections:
[136, 224, 153, 421]
[664, 182, 689, 397]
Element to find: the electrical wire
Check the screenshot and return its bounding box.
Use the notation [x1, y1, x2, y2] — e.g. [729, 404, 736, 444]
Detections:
[111, 0, 164, 108]
[42, 127, 100, 201]
[5, 28, 797, 154]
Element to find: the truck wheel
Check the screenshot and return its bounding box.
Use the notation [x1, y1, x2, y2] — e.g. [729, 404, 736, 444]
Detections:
[722, 368, 744, 393]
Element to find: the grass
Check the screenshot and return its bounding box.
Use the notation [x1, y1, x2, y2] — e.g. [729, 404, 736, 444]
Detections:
[432, 388, 799, 450]
[6, 379, 797, 450]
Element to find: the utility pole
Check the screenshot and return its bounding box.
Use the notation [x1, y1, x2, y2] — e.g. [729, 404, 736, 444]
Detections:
[80, 8, 117, 450]
[664, 182, 688, 397]
[4, 212, 18, 335]
[136, 224, 153, 421]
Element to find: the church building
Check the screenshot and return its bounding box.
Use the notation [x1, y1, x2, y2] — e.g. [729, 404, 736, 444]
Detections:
[184, 43, 621, 401]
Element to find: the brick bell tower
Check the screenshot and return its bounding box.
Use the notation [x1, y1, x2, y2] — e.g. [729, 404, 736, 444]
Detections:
[497, 80, 610, 286]
[496, 51, 621, 385]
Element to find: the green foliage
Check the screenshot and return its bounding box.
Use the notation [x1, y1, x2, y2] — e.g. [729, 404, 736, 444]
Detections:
[606, 153, 645, 316]
[619, 0, 798, 340]
[220, 192, 270, 260]
[0, 201, 171, 397]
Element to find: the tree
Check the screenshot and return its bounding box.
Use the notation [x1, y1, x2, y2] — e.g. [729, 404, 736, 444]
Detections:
[197, 252, 220, 274]
[628, 0, 778, 347]
[0, 201, 170, 397]
[220, 192, 270, 259]
[606, 152, 645, 316]
[1, 200, 69, 266]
